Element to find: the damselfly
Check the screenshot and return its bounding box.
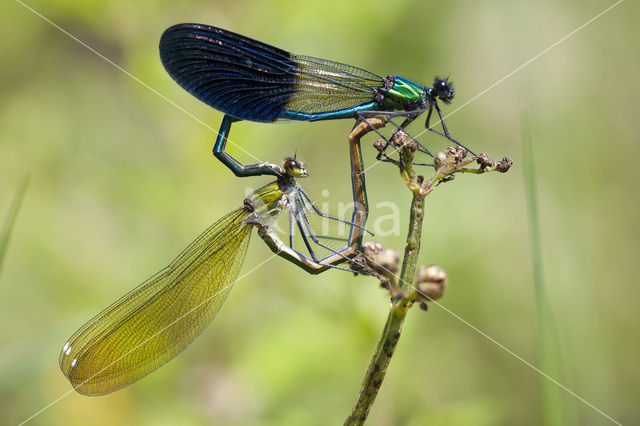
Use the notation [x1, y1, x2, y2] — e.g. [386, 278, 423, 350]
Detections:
[159, 23, 467, 177]
[59, 157, 369, 395]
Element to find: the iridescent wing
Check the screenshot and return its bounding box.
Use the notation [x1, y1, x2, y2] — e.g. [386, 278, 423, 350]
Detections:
[159, 23, 383, 122]
[59, 209, 251, 395]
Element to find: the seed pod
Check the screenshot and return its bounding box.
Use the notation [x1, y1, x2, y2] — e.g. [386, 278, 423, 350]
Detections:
[391, 129, 408, 147]
[362, 241, 384, 258]
[416, 265, 447, 301]
[375, 249, 400, 274]
[373, 139, 386, 152]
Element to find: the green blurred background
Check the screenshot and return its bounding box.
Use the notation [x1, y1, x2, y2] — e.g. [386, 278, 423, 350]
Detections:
[1, 0, 638, 424]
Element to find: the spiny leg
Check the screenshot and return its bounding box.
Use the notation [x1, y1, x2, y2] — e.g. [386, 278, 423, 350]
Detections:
[355, 111, 404, 160]
[290, 199, 320, 263]
[356, 111, 436, 168]
[293, 196, 343, 263]
[295, 185, 372, 235]
[385, 117, 434, 158]
[425, 104, 477, 156]
[288, 208, 296, 249]
[292, 196, 365, 273]
[268, 194, 367, 274]
[254, 119, 383, 274]
[289, 189, 369, 272]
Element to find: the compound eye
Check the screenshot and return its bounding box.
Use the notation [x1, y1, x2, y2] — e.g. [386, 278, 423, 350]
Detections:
[433, 78, 454, 103]
[283, 157, 308, 177]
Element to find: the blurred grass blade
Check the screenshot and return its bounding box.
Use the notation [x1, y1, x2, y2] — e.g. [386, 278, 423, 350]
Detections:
[0, 174, 29, 278]
[522, 117, 576, 426]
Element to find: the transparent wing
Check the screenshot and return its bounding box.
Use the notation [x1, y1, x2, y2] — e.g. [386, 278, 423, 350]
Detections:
[285, 55, 383, 114]
[59, 209, 251, 395]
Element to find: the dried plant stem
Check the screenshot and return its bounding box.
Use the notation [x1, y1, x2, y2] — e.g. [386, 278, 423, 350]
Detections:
[344, 129, 511, 424]
[344, 140, 426, 425]
[344, 191, 425, 425]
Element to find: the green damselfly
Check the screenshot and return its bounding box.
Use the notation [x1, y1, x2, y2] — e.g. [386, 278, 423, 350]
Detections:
[160, 24, 470, 177]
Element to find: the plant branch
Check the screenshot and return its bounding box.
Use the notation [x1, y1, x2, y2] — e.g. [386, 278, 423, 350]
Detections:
[345, 126, 512, 425]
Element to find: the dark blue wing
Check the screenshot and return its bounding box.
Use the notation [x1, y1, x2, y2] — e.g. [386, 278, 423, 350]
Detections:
[159, 23, 383, 122]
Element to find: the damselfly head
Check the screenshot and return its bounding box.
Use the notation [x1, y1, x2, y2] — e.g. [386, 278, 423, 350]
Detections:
[431, 77, 454, 104]
[283, 157, 309, 178]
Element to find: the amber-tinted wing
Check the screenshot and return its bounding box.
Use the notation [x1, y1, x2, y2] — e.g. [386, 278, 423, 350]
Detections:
[59, 209, 251, 395]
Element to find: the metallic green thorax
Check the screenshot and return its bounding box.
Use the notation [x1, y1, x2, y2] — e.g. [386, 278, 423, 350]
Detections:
[381, 77, 426, 110]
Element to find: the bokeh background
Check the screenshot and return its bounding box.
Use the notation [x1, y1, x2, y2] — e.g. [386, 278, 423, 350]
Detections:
[1, 0, 638, 425]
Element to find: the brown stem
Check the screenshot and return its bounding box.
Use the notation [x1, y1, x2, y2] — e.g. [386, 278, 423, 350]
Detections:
[344, 134, 511, 425]
[344, 152, 425, 425]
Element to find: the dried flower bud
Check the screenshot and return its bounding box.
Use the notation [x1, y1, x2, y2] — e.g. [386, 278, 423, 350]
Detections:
[391, 129, 408, 147]
[497, 157, 513, 173]
[362, 241, 384, 258]
[435, 151, 447, 168]
[349, 255, 370, 274]
[373, 139, 386, 152]
[445, 146, 467, 163]
[375, 249, 400, 274]
[417, 264, 447, 285]
[416, 265, 447, 301]
[362, 242, 400, 274]
[476, 153, 495, 169]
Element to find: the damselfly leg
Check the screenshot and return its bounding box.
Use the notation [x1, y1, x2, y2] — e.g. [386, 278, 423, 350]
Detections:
[355, 112, 435, 167]
[59, 156, 372, 396]
[252, 133, 374, 275]
[213, 115, 284, 177]
[425, 103, 476, 155]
